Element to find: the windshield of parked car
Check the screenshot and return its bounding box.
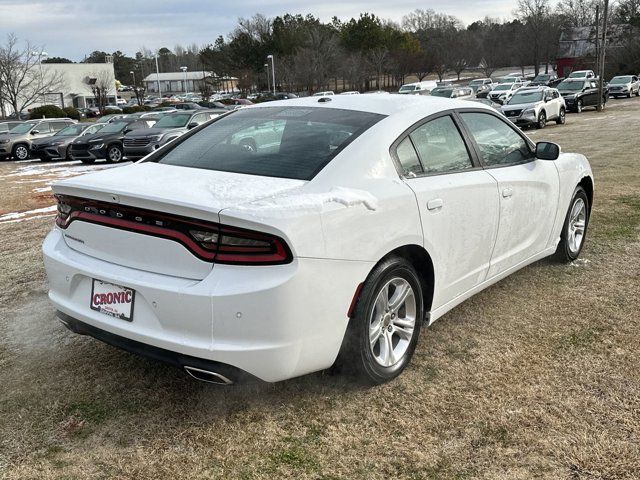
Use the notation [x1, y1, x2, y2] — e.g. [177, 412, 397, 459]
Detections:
[153, 113, 192, 128]
[610, 76, 632, 84]
[494, 84, 512, 91]
[469, 79, 485, 86]
[55, 124, 87, 136]
[399, 85, 417, 92]
[558, 80, 584, 91]
[533, 74, 550, 82]
[151, 107, 386, 180]
[508, 90, 544, 104]
[430, 88, 453, 98]
[8, 122, 35, 134]
[568, 71, 588, 78]
[98, 121, 130, 134]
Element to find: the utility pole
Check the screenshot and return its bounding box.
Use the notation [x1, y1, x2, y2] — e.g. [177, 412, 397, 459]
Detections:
[595, 5, 600, 78]
[155, 54, 161, 98]
[264, 63, 270, 93]
[596, 0, 609, 112]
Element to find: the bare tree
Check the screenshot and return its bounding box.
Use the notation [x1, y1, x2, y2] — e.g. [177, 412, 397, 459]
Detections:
[556, 0, 601, 27]
[89, 70, 115, 112]
[516, 0, 553, 75]
[0, 33, 64, 115]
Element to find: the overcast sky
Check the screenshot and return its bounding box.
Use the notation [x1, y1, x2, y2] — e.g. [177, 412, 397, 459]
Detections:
[1, 0, 539, 60]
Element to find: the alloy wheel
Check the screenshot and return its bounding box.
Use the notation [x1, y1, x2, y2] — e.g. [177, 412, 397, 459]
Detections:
[14, 145, 29, 160]
[368, 277, 417, 368]
[108, 146, 122, 162]
[568, 198, 587, 255]
[576, 100, 583, 113]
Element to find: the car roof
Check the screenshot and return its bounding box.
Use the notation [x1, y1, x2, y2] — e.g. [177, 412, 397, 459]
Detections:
[248, 94, 493, 117]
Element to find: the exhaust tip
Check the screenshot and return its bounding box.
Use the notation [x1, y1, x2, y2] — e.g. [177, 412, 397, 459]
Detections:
[184, 366, 234, 385]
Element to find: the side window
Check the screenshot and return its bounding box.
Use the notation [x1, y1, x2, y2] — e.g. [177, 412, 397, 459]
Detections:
[395, 137, 423, 176]
[35, 122, 50, 133]
[590, 81, 597, 89]
[192, 113, 207, 125]
[544, 91, 553, 101]
[552, 90, 559, 99]
[409, 116, 473, 174]
[460, 112, 532, 167]
[50, 122, 67, 132]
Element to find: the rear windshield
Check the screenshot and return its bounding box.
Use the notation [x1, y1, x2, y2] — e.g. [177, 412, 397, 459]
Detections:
[150, 106, 385, 180]
[558, 80, 584, 91]
[431, 89, 453, 97]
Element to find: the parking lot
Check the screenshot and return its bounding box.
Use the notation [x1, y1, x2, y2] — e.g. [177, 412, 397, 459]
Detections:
[0, 97, 639, 479]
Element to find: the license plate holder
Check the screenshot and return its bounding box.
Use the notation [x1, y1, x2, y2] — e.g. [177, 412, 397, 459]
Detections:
[90, 279, 135, 322]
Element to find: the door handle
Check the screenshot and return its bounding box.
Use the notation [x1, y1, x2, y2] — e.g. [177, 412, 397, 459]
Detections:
[502, 188, 513, 198]
[427, 198, 443, 211]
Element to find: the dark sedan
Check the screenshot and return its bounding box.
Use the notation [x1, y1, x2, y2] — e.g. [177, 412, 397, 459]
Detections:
[31, 123, 105, 161]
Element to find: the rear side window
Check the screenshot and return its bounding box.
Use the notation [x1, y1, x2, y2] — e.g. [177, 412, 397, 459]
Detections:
[409, 116, 473, 173]
[35, 122, 50, 133]
[152, 107, 385, 180]
[461, 112, 532, 167]
[395, 137, 422, 176]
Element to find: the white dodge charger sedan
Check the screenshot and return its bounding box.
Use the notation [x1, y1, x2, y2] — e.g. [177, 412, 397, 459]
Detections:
[43, 95, 593, 384]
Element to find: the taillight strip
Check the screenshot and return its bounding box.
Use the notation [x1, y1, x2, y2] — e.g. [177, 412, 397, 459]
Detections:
[55, 195, 293, 265]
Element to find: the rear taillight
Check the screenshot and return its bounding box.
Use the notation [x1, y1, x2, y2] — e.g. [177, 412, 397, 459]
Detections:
[55, 194, 292, 265]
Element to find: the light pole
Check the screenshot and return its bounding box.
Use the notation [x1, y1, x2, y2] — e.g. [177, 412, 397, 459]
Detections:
[267, 54, 275, 95]
[180, 66, 188, 94]
[264, 63, 270, 93]
[130, 70, 136, 86]
[155, 53, 161, 98]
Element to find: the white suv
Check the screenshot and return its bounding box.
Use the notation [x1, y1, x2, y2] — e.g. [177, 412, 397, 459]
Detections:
[501, 87, 566, 129]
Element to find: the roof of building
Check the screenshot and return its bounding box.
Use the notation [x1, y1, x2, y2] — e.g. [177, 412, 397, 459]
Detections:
[143, 71, 213, 81]
[558, 24, 637, 59]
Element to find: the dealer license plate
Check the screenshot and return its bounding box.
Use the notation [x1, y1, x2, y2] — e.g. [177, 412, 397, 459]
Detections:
[90, 279, 135, 322]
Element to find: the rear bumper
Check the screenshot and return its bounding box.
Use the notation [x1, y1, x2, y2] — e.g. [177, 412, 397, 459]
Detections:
[43, 228, 372, 382]
[56, 311, 257, 383]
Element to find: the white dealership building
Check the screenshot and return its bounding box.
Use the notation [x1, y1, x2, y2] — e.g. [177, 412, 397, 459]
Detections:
[1, 62, 117, 115]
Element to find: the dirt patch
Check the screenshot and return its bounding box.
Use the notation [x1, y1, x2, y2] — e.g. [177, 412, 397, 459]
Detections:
[1, 99, 640, 479]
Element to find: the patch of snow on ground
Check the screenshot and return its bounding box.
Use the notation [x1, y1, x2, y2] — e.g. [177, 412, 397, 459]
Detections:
[0, 205, 57, 223]
[570, 258, 591, 267]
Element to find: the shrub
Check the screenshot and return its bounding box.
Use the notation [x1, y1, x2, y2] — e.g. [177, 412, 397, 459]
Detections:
[63, 106, 81, 120]
[103, 108, 121, 115]
[29, 105, 66, 119]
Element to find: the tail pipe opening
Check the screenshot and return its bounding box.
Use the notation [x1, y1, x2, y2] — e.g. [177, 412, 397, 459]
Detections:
[184, 366, 234, 385]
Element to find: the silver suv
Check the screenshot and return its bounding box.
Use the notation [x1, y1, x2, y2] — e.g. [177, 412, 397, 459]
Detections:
[0, 118, 76, 160]
[501, 87, 566, 129]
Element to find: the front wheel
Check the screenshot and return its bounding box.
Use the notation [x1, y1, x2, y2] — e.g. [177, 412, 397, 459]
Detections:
[339, 256, 424, 384]
[554, 186, 590, 263]
[536, 111, 547, 129]
[106, 145, 123, 163]
[556, 108, 566, 125]
[576, 99, 583, 113]
[12, 144, 30, 161]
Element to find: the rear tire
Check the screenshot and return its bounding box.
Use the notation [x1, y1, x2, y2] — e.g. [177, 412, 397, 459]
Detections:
[555, 108, 566, 125]
[554, 186, 590, 263]
[337, 256, 424, 384]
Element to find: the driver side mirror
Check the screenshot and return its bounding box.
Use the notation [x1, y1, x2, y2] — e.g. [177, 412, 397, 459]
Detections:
[123, 128, 131, 134]
[536, 141, 560, 160]
[31, 130, 40, 135]
[187, 122, 199, 129]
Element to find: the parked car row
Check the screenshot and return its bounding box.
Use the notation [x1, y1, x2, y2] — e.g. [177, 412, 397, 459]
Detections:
[0, 108, 226, 162]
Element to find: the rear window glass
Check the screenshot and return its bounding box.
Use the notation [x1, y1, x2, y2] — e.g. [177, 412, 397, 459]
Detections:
[150, 107, 385, 180]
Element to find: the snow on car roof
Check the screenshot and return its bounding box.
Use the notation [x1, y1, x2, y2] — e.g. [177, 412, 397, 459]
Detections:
[251, 94, 492, 117]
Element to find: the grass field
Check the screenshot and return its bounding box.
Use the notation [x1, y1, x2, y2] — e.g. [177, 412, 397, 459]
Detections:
[1, 98, 639, 479]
